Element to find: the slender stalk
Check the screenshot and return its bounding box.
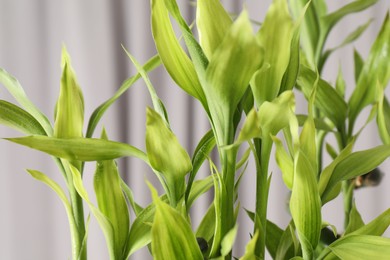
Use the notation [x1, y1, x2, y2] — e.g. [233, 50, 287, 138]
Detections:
[62, 160, 87, 260]
[253, 137, 273, 259]
[342, 180, 354, 229]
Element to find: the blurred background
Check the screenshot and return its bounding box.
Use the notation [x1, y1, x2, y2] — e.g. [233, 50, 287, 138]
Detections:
[0, 0, 389, 259]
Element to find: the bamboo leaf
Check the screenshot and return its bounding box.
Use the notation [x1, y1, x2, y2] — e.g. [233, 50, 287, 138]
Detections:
[240, 232, 260, 260]
[93, 129, 130, 258]
[377, 87, 390, 144]
[221, 224, 238, 257]
[328, 235, 390, 259]
[322, 0, 378, 36]
[252, 0, 294, 105]
[297, 65, 347, 129]
[353, 49, 364, 84]
[325, 145, 390, 192]
[6, 135, 148, 163]
[335, 67, 346, 98]
[235, 91, 298, 145]
[344, 201, 365, 235]
[275, 224, 299, 260]
[125, 195, 167, 258]
[146, 107, 192, 205]
[204, 9, 262, 145]
[185, 129, 215, 207]
[196, 0, 232, 59]
[0, 100, 46, 135]
[196, 203, 216, 244]
[272, 135, 294, 189]
[265, 220, 283, 259]
[27, 170, 82, 260]
[290, 88, 321, 257]
[289, 0, 320, 66]
[290, 150, 321, 258]
[0, 68, 52, 135]
[69, 164, 116, 260]
[319, 140, 355, 201]
[86, 55, 160, 138]
[120, 179, 143, 216]
[187, 175, 214, 208]
[349, 208, 390, 237]
[149, 184, 203, 260]
[349, 13, 390, 130]
[123, 48, 168, 122]
[325, 19, 372, 58]
[54, 47, 84, 139]
[151, 0, 207, 108]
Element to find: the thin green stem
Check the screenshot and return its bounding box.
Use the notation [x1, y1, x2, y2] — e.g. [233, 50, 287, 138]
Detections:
[342, 180, 354, 230]
[62, 160, 87, 260]
[252, 137, 272, 259]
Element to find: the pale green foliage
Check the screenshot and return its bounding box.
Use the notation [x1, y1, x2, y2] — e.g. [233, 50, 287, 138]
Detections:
[1, 0, 390, 260]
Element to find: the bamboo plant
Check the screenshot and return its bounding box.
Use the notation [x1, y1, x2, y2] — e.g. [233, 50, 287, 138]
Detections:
[1, 0, 390, 259]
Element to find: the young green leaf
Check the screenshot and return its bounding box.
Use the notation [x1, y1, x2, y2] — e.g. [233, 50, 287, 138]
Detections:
[145, 107, 192, 206]
[6, 135, 148, 163]
[377, 87, 390, 144]
[327, 235, 390, 259]
[151, 0, 207, 108]
[335, 66, 346, 98]
[185, 129, 215, 207]
[93, 129, 130, 258]
[0, 68, 53, 135]
[27, 169, 82, 260]
[349, 208, 390, 237]
[323, 19, 373, 61]
[349, 13, 390, 131]
[187, 175, 214, 208]
[322, 0, 378, 37]
[297, 65, 347, 130]
[196, 0, 232, 59]
[344, 201, 365, 235]
[325, 145, 390, 193]
[0, 100, 46, 135]
[54, 46, 84, 139]
[319, 140, 355, 202]
[240, 232, 259, 260]
[220, 224, 238, 257]
[272, 136, 294, 189]
[265, 220, 283, 259]
[86, 55, 161, 138]
[196, 203, 216, 244]
[204, 9, 262, 145]
[149, 184, 203, 260]
[353, 49, 364, 84]
[69, 164, 116, 260]
[252, 0, 294, 105]
[275, 224, 299, 260]
[289, 0, 320, 66]
[290, 102, 321, 259]
[235, 91, 298, 146]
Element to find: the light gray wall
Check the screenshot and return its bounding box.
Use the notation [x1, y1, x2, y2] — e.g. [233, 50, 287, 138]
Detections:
[0, 1, 389, 259]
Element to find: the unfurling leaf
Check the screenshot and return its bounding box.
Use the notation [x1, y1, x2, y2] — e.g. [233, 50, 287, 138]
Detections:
[149, 184, 203, 260]
[6, 135, 148, 162]
[146, 107, 192, 206]
[151, 0, 207, 108]
[94, 129, 130, 258]
[204, 9, 262, 145]
[196, 0, 232, 59]
[0, 100, 46, 135]
[252, 0, 294, 105]
[54, 46, 84, 139]
[349, 13, 390, 130]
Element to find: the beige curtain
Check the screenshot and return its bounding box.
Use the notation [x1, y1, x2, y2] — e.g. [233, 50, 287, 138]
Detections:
[0, 1, 389, 259]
